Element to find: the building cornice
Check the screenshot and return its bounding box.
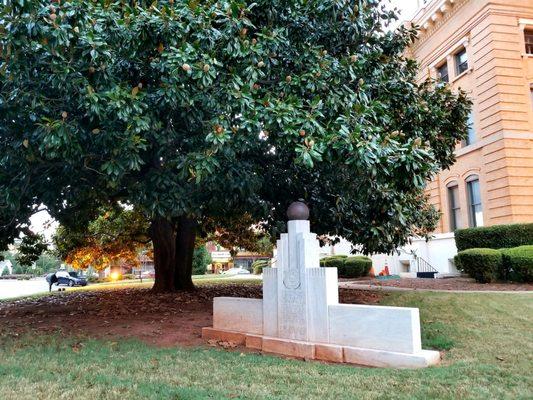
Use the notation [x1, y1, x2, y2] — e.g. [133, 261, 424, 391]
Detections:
[417, 7, 533, 72]
[411, 0, 469, 52]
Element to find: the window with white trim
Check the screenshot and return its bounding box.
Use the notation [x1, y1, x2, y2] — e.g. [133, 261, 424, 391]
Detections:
[455, 48, 468, 75]
[437, 63, 449, 83]
[447, 182, 461, 231]
[465, 111, 475, 146]
[525, 30, 533, 54]
[466, 175, 483, 227]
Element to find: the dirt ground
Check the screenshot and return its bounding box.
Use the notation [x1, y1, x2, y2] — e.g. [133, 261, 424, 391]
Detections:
[344, 276, 533, 291]
[0, 284, 383, 347]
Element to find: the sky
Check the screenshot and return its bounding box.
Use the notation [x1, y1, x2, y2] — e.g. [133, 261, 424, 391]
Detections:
[28, 1, 421, 242]
[390, 0, 420, 23]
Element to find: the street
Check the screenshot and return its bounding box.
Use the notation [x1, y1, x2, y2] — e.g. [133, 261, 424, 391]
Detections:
[0, 278, 50, 300]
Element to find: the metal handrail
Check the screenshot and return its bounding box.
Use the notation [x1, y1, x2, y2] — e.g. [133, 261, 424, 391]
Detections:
[415, 255, 439, 273]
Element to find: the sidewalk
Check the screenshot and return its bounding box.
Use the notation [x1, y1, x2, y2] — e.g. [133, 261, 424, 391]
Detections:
[339, 281, 533, 294]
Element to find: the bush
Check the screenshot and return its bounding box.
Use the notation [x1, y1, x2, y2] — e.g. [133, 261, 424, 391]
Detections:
[502, 245, 533, 282]
[455, 248, 503, 283]
[192, 245, 212, 275]
[252, 259, 270, 275]
[320, 255, 371, 278]
[342, 256, 372, 278]
[320, 255, 347, 275]
[455, 223, 533, 252]
[453, 254, 462, 271]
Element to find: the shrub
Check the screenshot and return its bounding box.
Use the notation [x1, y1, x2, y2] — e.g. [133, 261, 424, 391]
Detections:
[455, 223, 533, 252]
[320, 255, 347, 275]
[455, 248, 502, 283]
[342, 256, 372, 278]
[252, 259, 270, 275]
[192, 245, 212, 275]
[502, 245, 533, 282]
[453, 254, 462, 271]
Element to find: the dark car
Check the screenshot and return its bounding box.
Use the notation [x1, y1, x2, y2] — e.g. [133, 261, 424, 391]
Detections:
[55, 270, 88, 287]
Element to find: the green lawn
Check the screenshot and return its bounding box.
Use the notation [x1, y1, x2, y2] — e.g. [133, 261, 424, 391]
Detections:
[0, 289, 531, 399]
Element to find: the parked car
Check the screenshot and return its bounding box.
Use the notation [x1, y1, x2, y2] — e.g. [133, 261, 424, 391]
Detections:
[55, 270, 88, 287]
[220, 267, 251, 276]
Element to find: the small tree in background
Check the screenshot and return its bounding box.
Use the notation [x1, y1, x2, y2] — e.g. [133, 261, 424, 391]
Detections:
[1, 0, 470, 292]
[16, 232, 49, 267]
[192, 246, 212, 275]
[53, 207, 150, 271]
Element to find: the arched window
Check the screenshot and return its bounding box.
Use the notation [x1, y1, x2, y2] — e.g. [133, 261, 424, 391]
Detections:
[466, 175, 483, 227]
[446, 181, 461, 231]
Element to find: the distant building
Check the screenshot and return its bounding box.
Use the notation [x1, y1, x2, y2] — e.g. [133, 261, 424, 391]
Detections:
[205, 242, 270, 273]
[99, 254, 154, 278]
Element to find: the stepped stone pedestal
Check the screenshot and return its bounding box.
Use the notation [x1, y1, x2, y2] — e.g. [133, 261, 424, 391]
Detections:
[202, 202, 440, 368]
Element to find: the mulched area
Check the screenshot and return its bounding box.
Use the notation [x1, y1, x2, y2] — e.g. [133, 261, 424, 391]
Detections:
[0, 284, 383, 347]
[344, 276, 533, 291]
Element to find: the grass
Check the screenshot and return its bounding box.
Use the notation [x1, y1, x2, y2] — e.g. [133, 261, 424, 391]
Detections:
[0, 289, 532, 399]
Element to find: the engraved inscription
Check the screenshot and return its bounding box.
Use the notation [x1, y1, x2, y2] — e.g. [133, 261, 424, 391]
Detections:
[279, 290, 306, 339]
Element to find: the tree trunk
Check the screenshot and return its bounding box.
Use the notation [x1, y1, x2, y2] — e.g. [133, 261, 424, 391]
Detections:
[149, 216, 197, 292]
[150, 217, 177, 293]
[174, 216, 196, 291]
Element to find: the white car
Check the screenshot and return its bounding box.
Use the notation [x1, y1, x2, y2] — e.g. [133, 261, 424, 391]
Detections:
[220, 267, 251, 276]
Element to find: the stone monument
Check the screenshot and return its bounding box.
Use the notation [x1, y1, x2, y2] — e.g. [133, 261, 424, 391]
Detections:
[202, 202, 440, 368]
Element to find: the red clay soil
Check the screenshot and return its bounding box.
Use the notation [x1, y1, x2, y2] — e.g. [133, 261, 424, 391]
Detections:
[0, 284, 383, 347]
[345, 276, 533, 291]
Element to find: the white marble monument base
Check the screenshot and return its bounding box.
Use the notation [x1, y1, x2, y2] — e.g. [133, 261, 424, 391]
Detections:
[202, 327, 440, 368]
[202, 297, 440, 369]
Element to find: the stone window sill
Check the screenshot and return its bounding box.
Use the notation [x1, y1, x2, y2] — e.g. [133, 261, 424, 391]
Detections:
[450, 68, 472, 84]
[455, 140, 483, 157]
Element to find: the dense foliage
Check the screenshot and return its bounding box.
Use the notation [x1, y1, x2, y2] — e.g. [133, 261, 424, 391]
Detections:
[502, 246, 533, 283]
[192, 245, 212, 275]
[1, 251, 61, 276]
[16, 232, 49, 266]
[455, 223, 533, 252]
[456, 245, 533, 283]
[0, 0, 470, 291]
[455, 248, 503, 283]
[343, 256, 372, 278]
[320, 255, 371, 278]
[319, 255, 347, 271]
[53, 207, 150, 270]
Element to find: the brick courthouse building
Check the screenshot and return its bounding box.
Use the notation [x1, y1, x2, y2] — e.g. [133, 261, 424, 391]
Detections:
[409, 0, 533, 232]
[326, 0, 533, 275]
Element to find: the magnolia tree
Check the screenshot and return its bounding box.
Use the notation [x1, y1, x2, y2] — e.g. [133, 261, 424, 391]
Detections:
[0, 0, 470, 292]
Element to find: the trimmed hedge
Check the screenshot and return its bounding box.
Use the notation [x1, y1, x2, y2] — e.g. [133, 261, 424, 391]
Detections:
[252, 259, 270, 275]
[456, 245, 533, 283]
[455, 248, 502, 283]
[455, 223, 533, 252]
[320, 255, 347, 274]
[502, 245, 533, 283]
[320, 255, 371, 278]
[343, 256, 372, 278]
